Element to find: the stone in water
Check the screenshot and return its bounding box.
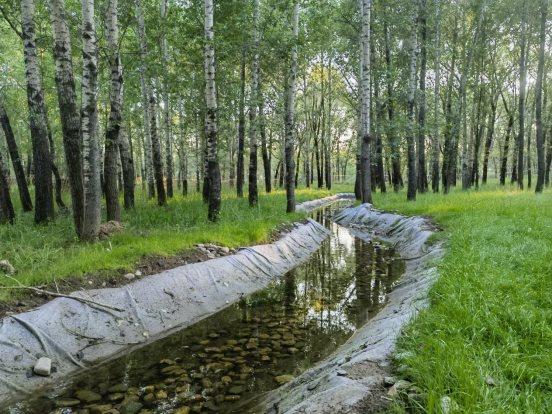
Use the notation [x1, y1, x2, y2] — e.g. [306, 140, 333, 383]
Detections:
[33, 357, 51, 376]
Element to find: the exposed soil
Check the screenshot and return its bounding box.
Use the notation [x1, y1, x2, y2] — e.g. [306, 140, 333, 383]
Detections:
[0, 222, 296, 320]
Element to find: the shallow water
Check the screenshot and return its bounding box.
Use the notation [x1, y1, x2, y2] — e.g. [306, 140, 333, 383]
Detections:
[5, 204, 404, 414]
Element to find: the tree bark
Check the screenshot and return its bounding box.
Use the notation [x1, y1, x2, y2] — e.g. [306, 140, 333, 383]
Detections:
[160, 0, 173, 198]
[325, 57, 333, 190]
[81, 0, 101, 239]
[416, 0, 428, 193]
[48, 0, 84, 235]
[139, 0, 165, 206]
[178, 100, 188, 196]
[442, 13, 458, 192]
[259, 84, 271, 193]
[431, 0, 441, 193]
[204, 0, 221, 221]
[236, 45, 246, 198]
[384, 20, 401, 192]
[0, 100, 33, 211]
[482, 92, 498, 184]
[517, 3, 527, 190]
[248, 0, 260, 207]
[535, 0, 547, 193]
[359, 0, 372, 204]
[22, 0, 55, 223]
[406, 0, 419, 201]
[105, 0, 124, 219]
[135, 0, 157, 200]
[0, 148, 15, 224]
[118, 127, 135, 209]
[371, 41, 385, 193]
[284, 0, 299, 213]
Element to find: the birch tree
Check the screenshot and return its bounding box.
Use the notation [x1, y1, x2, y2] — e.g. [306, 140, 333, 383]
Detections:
[248, 0, 260, 207]
[105, 0, 123, 220]
[431, 0, 441, 193]
[284, 0, 299, 213]
[384, 20, 402, 191]
[416, 0, 428, 193]
[359, 0, 372, 204]
[204, 0, 221, 221]
[160, 0, 174, 198]
[135, 0, 157, 201]
[0, 145, 14, 224]
[236, 45, 246, 198]
[535, 0, 547, 193]
[136, 0, 167, 206]
[48, 0, 85, 237]
[0, 100, 33, 212]
[406, 0, 419, 201]
[516, 2, 527, 190]
[81, 0, 101, 239]
[21, 0, 54, 224]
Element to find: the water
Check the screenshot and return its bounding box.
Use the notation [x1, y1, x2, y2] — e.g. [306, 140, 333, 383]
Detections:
[5, 204, 404, 414]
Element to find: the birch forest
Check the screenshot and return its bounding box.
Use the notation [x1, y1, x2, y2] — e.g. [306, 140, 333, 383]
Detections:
[0, 0, 550, 234]
[1, 1, 552, 413]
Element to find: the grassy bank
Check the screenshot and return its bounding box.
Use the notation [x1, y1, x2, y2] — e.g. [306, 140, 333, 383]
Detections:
[0, 187, 335, 301]
[372, 185, 552, 413]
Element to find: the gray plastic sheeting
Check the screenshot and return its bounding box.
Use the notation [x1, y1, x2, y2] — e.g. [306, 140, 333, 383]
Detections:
[295, 193, 355, 212]
[0, 210, 336, 405]
[252, 203, 445, 414]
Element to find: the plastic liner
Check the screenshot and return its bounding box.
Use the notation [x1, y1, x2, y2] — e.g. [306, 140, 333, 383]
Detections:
[295, 193, 354, 212]
[0, 216, 333, 405]
[251, 203, 445, 414]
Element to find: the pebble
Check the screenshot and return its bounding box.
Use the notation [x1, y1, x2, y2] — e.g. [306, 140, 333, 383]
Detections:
[0, 260, 15, 274]
[33, 357, 52, 376]
[119, 401, 143, 414]
[124, 273, 135, 281]
[440, 396, 459, 414]
[55, 399, 81, 407]
[155, 390, 168, 400]
[485, 376, 496, 387]
[87, 404, 113, 414]
[108, 393, 125, 402]
[387, 379, 412, 397]
[142, 385, 155, 394]
[142, 393, 155, 403]
[109, 384, 129, 394]
[75, 390, 102, 403]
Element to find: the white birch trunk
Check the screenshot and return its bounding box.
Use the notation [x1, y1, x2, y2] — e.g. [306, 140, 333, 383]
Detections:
[20, 0, 54, 223]
[248, 0, 260, 207]
[284, 0, 299, 213]
[48, 0, 85, 237]
[105, 0, 123, 220]
[204, 0, 221, 221]
[81, 0, 101, 240]
[135, 0, 155, 199]
[359, 0, 372, 203]
[160, 0, 173, 198]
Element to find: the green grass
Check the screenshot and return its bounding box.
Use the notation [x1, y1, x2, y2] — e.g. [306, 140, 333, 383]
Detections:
[0, 186, 338, 300]
[371, 184, 552, 413]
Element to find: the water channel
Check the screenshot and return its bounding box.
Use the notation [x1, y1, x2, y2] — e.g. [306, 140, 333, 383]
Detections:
[4, 204, 404, 414]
